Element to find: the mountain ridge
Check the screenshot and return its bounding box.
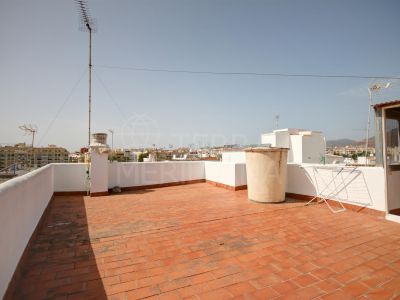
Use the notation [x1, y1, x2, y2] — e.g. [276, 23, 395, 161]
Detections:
[327, 137, 375, 147]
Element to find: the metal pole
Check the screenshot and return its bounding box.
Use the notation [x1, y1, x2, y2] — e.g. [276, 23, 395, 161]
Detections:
[88, 27, 92, 147]
[87, 24, 92, 195]
[75, 0, 96, 194]
[365, 89, 372, 166]
[31, 131, 35, 148]
[32, 131, 36, 169]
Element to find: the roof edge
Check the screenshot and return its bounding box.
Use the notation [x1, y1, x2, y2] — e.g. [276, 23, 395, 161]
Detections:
[373, 99, 400, 109]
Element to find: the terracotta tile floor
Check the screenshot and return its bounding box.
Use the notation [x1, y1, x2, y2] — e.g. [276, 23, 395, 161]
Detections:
[14, 183, 400, 299]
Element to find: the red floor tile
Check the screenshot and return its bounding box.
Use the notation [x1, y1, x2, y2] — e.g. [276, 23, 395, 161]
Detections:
[10, 183, 400, 299]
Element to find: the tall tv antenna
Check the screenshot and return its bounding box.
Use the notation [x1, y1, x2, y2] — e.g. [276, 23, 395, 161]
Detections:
[364, 82, 391, 165]
[75, 0, 96, 147]
[275, 115, 280, 129]
[19, 124, 38, 147]
[19, 124, 38, 169]
[108, 129, 114, 150]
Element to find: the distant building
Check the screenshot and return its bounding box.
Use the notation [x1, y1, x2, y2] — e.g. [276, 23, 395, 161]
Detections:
[329, 145, 375, 157]
[69, 152, 85, 163]
[172, 154, 188, 160]
[80, 147, 89, 154]
[325, 154, 345, 164]
[0, 144, 69, 170]
[110, 149, 138, 162]
[357, 156, 376, 166]
[261, 128, 326, 164]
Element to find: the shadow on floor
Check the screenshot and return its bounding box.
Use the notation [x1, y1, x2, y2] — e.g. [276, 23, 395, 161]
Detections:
[108, 188, 156, 197]
[13, 195, 107, 299]
[123, 188, 155, 195]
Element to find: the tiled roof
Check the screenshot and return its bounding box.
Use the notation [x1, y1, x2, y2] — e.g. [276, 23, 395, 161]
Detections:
[12, 183, 400, 299]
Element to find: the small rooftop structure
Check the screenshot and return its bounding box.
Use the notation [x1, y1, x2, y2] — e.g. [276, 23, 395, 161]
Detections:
[261, 128, 326, 164]
[90, 132, 109, 150]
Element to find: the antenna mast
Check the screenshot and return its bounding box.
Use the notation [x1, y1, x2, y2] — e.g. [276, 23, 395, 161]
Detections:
[275, 115, 280, 129]
[19, 124, 38, 147]
[75, 0, 96, 147]
[19, 124, 38, 169]
[108, 129, 114, 150]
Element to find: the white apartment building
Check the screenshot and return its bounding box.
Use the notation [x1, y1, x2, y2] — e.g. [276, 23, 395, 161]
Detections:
[0, 144, 69, 170]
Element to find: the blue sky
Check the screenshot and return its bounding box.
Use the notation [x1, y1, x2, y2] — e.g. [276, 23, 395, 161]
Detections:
[1, 0, 400, 151]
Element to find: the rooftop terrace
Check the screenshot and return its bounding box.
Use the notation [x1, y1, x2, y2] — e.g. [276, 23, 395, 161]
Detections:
[11, 183, 400, 299]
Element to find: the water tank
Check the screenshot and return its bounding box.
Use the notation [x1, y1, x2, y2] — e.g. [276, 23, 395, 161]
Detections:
[91, 133, 107, 145]
[245, 147, 288, 203]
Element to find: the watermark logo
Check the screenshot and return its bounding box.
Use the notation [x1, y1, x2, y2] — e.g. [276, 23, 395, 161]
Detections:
[120, 114, 161, 148]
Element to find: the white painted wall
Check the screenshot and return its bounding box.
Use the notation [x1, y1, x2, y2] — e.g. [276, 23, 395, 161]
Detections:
[286, 164, 386, 211]
[0, 165, 54, 298]
[204, 161, 247, 188]
[204, 161, 236, 186]
[261, 129, 326, 164]
[289, 135, 303, 163]
[108, 161, 119, 188]
[261, 133, 276, 146]
[109, 161, 205, 188]
[300, 134, 326, 163]
[204, 162, 385, 211]
[275, 130, 290, 148]
[53, 163, 87, 192]
[235, 163, 247, 186]
[55, 161, 245, 191]
[90, 153, 109, 194]
[222, 151, 246, 163]
[261, 130, 290, 148]
[387, 170, 400, 211]
[289, 133, 326, 164]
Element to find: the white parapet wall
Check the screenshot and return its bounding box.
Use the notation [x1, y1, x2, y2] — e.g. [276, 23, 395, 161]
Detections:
[204, 161, 247, 188]
[205, 161, 236, 187]
[205, 161, 386, 211]
[235, 163, 247, 187]
[0, 164, 54, 298]
[53, 163, 88, 192]
[386, 169, 400, 212]
[108, 161, 205, 188]
[90, 153, 109, 195]
[221, 151, 246, 163]
[286, 164, 386, 212]
[54, 161, 244, 192]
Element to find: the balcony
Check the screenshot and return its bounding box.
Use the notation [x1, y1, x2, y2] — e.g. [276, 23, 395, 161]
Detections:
[1, 161, 400, 299]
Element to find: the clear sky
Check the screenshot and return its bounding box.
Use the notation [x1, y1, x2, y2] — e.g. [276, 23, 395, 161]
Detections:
[1, 0, 400, 151]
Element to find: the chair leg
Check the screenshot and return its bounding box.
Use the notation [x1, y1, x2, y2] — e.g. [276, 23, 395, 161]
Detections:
[305, 196, 318, 206]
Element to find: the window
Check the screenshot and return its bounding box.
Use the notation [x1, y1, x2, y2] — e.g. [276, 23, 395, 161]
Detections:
[385, 107, 400, 168]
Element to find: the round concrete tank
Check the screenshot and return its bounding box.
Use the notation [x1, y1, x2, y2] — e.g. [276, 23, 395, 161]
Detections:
[91, 133, 107, 145]
[245, 147, 289, 203]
